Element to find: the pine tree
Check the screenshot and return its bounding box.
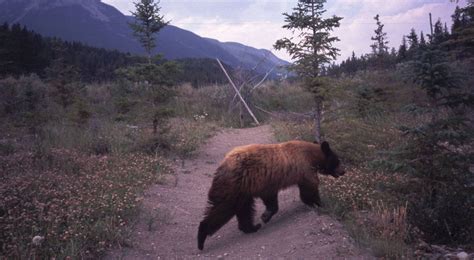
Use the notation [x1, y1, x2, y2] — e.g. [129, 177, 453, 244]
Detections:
[274, 0, 342, 142]
[129, 0, 169, 64]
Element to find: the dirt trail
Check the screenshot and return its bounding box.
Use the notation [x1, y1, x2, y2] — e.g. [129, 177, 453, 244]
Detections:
[107, 125, 373, 259]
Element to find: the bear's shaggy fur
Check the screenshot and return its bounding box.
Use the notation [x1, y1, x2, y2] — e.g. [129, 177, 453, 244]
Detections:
[197, 140, 345, 250]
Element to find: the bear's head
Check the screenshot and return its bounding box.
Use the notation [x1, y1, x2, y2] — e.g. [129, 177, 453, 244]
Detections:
[319, 141, 345, 178]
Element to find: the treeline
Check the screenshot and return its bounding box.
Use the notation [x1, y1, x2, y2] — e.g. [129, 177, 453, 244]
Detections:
[0, 23, 234, 86]
[0, 23, 139, 82]
[325, 5, 474, 76]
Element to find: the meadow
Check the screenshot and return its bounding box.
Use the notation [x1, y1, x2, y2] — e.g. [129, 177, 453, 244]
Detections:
[1, 65, 472, 258]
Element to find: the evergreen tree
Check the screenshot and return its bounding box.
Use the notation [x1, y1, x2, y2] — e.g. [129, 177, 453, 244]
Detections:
[419, 31, 426, 47]
[274, 0, 342, 142]
[398, 44, 474, 243]
[433, 19, 446, 44]
[398, 36, 408, 62]
[407, 28, 419, 50]
[446, 3, 474, 59]
[451, 6, 463, 31]
[129, 0, 169, 64]
[370, 14, 389, 56]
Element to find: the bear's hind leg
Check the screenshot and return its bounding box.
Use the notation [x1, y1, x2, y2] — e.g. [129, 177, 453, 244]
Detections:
[198, 203, 235, 250]
[236, 197, 261, 233]
[260, 193, 279, 223]
[298, 182, 322, 207]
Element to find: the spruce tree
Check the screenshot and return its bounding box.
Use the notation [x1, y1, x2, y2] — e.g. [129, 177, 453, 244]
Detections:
[407, 28, 419, 50]
[129, 0, 169, 64]
[400, 44, 474, 243]
[398, 36, 408, 62]
[419, 31, 426, 47]
[432, 19, 446, 44]
[446, 3, 474, 59]
[451, 6, 463, 31]
[370, 14, 389, 56]
[274, 0, 342, 142]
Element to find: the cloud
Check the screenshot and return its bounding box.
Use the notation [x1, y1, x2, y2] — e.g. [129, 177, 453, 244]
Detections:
[334, 2, 462, 60]
[103, 0, 468, 62]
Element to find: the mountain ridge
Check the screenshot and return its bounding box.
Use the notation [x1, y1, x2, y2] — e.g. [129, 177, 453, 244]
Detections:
[0, 0, 289, 77]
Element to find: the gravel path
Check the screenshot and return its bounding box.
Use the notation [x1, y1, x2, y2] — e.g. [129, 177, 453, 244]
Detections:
[106, 125, 373, 259]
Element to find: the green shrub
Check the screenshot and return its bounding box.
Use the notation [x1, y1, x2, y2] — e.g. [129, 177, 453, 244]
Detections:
[0, 75, 50, 129]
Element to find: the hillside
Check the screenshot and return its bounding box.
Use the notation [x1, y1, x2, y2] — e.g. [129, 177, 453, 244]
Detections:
[0, 0, 289, 77]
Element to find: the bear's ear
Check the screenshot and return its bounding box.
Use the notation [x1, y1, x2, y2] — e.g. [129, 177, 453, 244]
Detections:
[321, 141, 332, 156]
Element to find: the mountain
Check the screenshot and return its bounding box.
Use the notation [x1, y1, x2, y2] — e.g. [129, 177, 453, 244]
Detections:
[0, 0, 289, 77]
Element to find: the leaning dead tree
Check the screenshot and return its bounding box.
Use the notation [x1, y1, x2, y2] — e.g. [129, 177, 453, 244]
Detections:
[216, 50, 279, 127]
[216, 59, 260, 126]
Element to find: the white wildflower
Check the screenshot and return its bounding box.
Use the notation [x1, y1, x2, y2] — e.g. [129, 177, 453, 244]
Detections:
[32, 235, 44, 246]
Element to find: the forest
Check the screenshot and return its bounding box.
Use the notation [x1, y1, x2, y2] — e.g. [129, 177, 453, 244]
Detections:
[0, 1, 473, 259]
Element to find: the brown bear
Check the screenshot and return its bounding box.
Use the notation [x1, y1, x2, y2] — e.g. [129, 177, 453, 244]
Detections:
[197, 140, 345, 250]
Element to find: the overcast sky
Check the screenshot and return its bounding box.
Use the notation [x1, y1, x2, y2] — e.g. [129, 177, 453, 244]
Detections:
[102, 0, 469, 62]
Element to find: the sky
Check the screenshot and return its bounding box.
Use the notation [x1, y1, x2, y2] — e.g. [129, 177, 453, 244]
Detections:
[102, 0, 469, 62]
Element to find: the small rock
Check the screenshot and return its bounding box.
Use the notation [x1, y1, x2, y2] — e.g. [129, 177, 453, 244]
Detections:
[417, 241, 432, 252]
[456, 252, 468, 260]
[224, 253, 229, 257]
[414, 249, 425, 256]
[432, 245, 448, 254]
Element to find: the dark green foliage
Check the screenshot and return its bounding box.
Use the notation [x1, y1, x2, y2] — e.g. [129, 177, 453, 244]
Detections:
[0, 75, 49, 130]
[174, 58, 231, 87]
[370, 14, 389, 56]
[376, 40, 474, 244]
[355, 84, 387, 119]
[397, 37, 408, 62]
[419, 31, 427, 47]
[274, 0, 342, 141]
[0, 23, 243, 87]
[0, 23, 138, 82]
[411, 46, 464, 106]
[129, 0, 169, 64]
[115, 62, 180, 86]
[445, 4, 474, 60]
[407, 28, 419, 52]
[395, 116, 473, 244]
[274, 0, 342, 78]
[432, 19, 450, 44]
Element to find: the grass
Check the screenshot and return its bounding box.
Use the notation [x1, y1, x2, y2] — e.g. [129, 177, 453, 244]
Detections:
[0, 149, 173, 259]
[1, 70, 449, 258]
[268, 74, 417, 258]
[0, 77, 223, 259]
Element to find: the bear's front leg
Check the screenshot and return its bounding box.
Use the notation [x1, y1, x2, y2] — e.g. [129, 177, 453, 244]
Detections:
[260, 193, 279, 223]
[298, 180, 322, 207]
[236, 197, 261, 233]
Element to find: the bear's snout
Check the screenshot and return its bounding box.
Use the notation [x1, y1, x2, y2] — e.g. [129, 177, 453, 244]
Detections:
[332, 167, 345, 178]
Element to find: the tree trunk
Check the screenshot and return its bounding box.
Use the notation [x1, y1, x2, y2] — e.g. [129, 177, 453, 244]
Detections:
[148, 53, 152, 65]
[313, 98, 322, 143]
